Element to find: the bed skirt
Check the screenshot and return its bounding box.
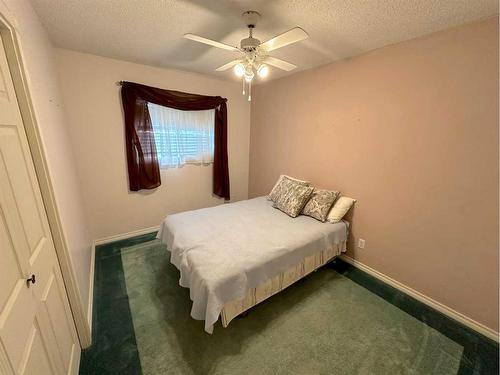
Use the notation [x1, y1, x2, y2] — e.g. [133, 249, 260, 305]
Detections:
[220, 240, 347, 327]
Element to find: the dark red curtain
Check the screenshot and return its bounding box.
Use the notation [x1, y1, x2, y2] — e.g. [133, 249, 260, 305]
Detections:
[121, 81, 230, 199]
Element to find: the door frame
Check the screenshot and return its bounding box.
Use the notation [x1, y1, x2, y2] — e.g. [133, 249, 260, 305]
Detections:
[0, 8, 91, 348]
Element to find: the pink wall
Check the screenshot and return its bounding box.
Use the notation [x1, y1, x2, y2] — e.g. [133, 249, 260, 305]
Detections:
[55, 50, 250, 240]
[249, 17, 499, 332]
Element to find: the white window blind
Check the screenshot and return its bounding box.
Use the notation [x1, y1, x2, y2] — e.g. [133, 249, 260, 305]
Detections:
[148, 103, 215, 168]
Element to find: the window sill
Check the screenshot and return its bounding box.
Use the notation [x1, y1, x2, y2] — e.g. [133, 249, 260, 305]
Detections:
[159, 161, 214, 170]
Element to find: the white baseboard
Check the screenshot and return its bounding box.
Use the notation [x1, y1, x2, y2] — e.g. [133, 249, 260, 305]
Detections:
[93, 226, 160, 246]
[87, 242, 95, 331]
[339, 255, 499, 342]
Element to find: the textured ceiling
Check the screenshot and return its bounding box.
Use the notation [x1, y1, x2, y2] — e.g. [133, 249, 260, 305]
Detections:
[30, 0, 498, 82]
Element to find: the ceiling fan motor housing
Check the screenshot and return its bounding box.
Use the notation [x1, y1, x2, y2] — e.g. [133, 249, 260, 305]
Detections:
[241, 37, 261, 51]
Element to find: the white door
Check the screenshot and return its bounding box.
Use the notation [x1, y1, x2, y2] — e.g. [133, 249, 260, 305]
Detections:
[0, 34, 80, 374]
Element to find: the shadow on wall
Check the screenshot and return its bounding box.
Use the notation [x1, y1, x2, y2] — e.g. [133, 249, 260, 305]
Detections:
[343, 205, 356, 255]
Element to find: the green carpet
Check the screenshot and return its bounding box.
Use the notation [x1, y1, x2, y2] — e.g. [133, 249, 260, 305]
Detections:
[121, 240, 463, 375]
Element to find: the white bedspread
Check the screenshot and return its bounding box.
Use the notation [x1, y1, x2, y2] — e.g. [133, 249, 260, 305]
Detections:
[157, 196, 348, 333]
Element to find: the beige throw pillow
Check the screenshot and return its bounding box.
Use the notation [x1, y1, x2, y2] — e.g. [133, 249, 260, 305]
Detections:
[273, 178, 314, 218]
[268, 175, 310, 203]
[302, 189, 340, 222]
[327, 196, 356, 223]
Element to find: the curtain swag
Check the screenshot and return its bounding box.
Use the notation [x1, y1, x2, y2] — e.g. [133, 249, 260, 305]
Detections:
[120, 81, 230, 200]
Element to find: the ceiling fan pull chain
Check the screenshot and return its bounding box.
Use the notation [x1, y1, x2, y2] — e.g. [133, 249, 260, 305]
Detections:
[248, 80, 252, 102]
[242, 78, 246, 95]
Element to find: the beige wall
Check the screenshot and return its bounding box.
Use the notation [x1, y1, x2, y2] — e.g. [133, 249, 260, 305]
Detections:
[55, 50, 251, 240]
[249, 17, 499, 332]
[0, 1, 92, 316]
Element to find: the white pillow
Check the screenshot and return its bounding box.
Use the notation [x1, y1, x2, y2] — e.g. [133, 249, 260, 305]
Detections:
[327, 196, 356, 223]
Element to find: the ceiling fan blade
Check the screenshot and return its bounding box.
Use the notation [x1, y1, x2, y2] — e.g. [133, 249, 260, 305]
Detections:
[215, 60, 242, 71]
[263, 56, 297, 71]
[184, 33, 239, 52]
[260, 27, 308, 52]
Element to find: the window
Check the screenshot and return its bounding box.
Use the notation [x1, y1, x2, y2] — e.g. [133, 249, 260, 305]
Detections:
[148, 103, 215, 168]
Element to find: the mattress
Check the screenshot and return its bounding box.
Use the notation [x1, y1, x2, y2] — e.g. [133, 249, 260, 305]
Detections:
[157, 196, 348, 333]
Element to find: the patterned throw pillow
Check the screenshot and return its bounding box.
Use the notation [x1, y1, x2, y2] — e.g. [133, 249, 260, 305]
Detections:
[268, 175, 310, 203]
[327, 196, 356, 223]
[302, 189, 340, 222]
[273, 178, 314, 218]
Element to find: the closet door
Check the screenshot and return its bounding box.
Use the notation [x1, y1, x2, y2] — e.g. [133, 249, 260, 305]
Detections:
[0, 34, 80, 375]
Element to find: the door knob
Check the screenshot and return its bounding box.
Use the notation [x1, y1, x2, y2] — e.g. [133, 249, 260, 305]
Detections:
[26, 274, 36, 287]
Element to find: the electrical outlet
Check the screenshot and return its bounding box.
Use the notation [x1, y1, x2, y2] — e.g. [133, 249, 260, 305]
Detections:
[358, 239, 366, 249]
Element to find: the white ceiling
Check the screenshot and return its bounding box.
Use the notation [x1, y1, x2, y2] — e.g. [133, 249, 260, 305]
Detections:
[30, 0, 498, 82]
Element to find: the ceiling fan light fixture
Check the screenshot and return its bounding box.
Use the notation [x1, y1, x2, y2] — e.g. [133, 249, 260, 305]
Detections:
[244, 71, 254, 83]
[257, 64, 269, 78]
[234, 63, 245, 77]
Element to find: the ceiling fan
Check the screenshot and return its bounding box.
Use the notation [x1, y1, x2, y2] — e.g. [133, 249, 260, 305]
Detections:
[183, 11, 308, 101]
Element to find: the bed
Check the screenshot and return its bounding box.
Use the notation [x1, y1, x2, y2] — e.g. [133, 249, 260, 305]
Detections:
[157, 196, 348, 333]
